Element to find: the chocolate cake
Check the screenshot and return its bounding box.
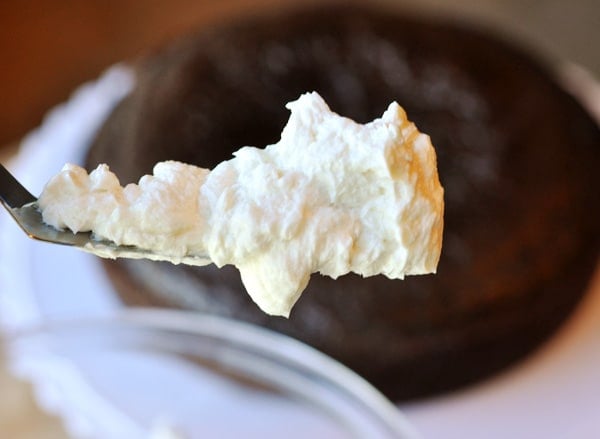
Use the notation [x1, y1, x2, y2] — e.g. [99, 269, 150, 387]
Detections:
[86, 4, 600, 400]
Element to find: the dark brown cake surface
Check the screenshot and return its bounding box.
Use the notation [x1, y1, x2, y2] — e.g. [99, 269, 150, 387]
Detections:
[87, 4, 600, 400]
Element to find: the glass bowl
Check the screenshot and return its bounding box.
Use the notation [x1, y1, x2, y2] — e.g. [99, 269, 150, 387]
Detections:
[4, 308, 418, 439]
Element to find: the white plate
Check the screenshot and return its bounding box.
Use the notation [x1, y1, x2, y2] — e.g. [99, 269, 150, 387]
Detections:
[1, 63, 599, 439]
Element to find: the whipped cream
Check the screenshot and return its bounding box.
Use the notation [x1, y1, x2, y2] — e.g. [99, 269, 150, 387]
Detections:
[38, 92, 444, 317]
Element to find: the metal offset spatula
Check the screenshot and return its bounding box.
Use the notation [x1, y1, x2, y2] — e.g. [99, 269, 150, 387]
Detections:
[0, 163, 210, 265]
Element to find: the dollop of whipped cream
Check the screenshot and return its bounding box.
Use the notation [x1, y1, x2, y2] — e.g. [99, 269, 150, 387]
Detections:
[38, 92, 444, 317]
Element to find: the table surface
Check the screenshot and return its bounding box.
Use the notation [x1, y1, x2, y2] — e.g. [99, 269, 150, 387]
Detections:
[1, 1, 598, 437]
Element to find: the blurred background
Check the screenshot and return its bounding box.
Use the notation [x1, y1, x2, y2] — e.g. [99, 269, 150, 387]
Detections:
[1, 0, 599, 151]
[0, 0, 598, 437]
